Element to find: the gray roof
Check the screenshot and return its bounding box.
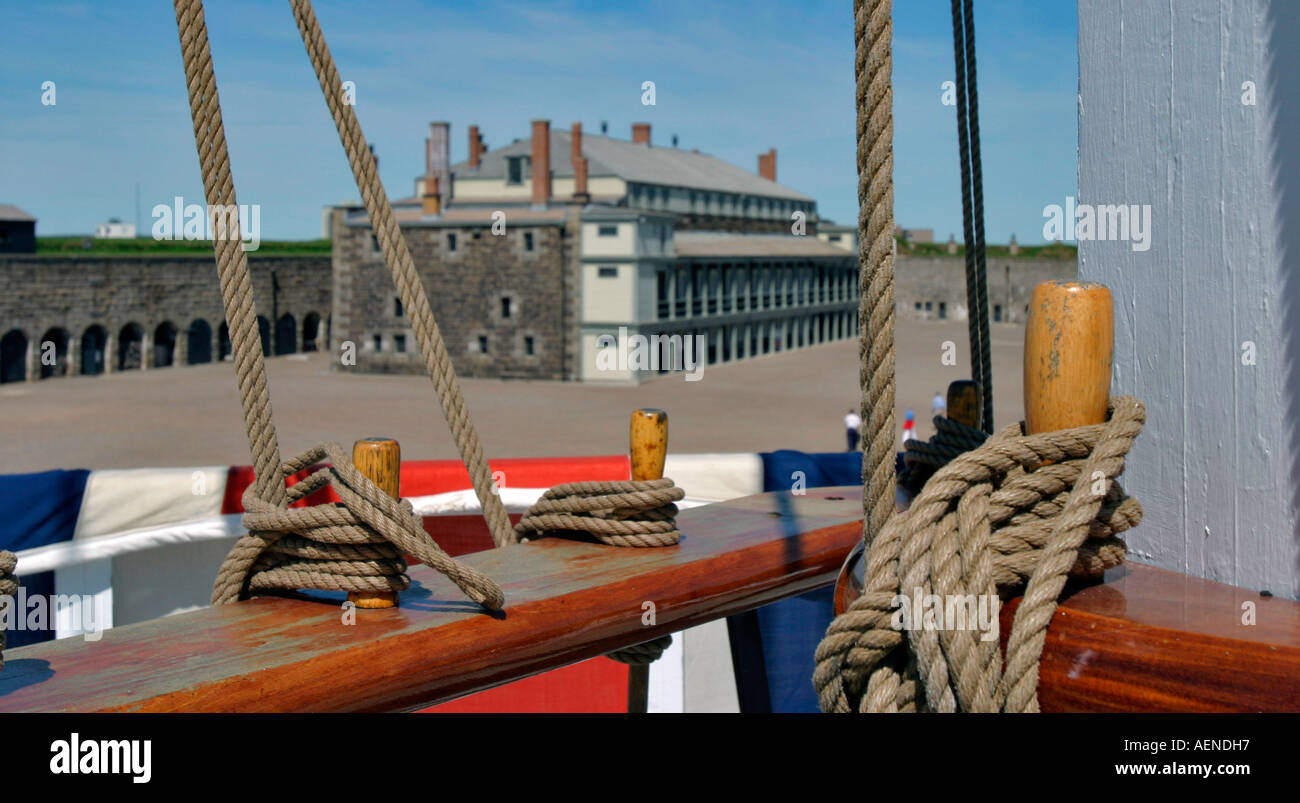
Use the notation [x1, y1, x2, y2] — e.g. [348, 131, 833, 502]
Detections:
[449, 129, 813, 202]
[0, 204, 35, 222]
[673, 231, 853, 258]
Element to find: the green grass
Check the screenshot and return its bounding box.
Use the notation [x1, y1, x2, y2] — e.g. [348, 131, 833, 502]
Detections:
[35, 236, 331, 257]
[896, 237, 1076, 259]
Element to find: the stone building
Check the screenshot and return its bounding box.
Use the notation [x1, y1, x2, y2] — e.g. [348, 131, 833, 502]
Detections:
[331, 120, 861, 383]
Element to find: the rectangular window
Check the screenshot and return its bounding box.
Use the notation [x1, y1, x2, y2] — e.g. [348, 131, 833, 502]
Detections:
[373, 334, 382, 352]
[501, 297, 512, 318]
[524, 336, 535, 356]
[924, 301, 932, 311]
[394, 297, 403, 317]
[524, 232, 534, 251]
[657, 271, 669, 320]
[994, 304, 1003, 322]
[394, 335, 406, 353]
[447, 233, 457, 252]
[507, 157, 525, 185]
[598, 266, 618, 278]
[598, 225, 618, 237]
[828, 234, 841, 242]
[938, 302, 947, 319]
[371, 234, 380, 253]
[478, 335, 489, 354]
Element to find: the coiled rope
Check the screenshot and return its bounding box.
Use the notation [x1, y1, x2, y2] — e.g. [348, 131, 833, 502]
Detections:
[214, 443, 503, 609]
[514, 479, 686, 664]
[0, 551, 15, 672]
[814, 397, 1144, 712]
[898, 415, 988, 493]
[174, 0, 507, 607]
[514, 479, 685, 548]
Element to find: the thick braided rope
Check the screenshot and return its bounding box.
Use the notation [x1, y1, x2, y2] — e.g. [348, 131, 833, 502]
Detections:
[173, 0, 285, 507]
[514, 479, 684, 664]
[513, 479, 685, 548]
[898, 415, 988, 492]
[856, 0, 897, 555]
[213, 443, 503, 608]
[287, 0, 513, 551]
[0, 552, 15, 672]
[813, 396, 1145, 713]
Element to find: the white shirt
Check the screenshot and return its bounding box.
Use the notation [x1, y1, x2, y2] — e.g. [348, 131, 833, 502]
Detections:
[844, 412, 861, 430]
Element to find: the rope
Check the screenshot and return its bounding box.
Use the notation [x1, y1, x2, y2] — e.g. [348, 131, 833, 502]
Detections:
[513, 479, 685, 548]
[950, 0, 993, 433]
[813, 396, 1145, 713]
[287, 0, 514, 551]
[898, 415, 988, 493]
[514, 479, 685, 664]
[173, 0, 507, 607]
[212, 443, 503, 608]
[0, 552, 15, 673]
[855, 0, 897, 556]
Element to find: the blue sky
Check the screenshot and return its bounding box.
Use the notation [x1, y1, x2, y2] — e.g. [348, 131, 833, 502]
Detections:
[0, 0, 1077, 242]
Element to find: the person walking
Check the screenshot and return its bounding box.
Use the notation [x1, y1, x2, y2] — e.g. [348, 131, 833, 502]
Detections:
[901, 409, 916, 445]
[931, 390, 946, 417]
[844, 409, 861, 451]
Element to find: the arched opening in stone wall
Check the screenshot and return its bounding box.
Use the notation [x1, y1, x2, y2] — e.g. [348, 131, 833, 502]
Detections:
[218, 322, 232, 361]
[81, 325, 107, 376]
[187, 319, 212, 365]
[302, 312, 321, 352]
[0, 329, 27, 384]
[38, 328, 69, 379]
[257, 315, 271, 357]
[153, 321, 178, 368]
[275, 314, 296, 356]
[118, 323, 144, 371]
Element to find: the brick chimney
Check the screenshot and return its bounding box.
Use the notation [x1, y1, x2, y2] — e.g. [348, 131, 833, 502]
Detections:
[422, 174, 441, 216]
[571, 122, 589, 200]
[531, 119, 551, 206]
[758, 148, 776, 181]
[632, 122, 651, 145]
[425, 122, 450, 208]
[468, 124, 483, 169]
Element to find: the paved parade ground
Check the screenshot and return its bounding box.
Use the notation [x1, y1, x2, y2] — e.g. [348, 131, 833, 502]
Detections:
[1, 320, 1027, 473]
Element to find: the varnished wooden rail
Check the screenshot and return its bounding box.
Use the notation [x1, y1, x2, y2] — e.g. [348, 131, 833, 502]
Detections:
[1, 485, 1297, 712]
[0, 487, 864, 712]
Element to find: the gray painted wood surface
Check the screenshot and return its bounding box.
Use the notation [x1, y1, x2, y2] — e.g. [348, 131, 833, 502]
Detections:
[1078, 1, 1298, 598]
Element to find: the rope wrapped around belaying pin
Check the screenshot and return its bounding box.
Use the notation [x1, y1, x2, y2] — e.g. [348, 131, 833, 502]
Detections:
[0, 551, 16, 673]
[813, 395, 1145, 713]
[211, 442, 504, 610]
[515, 478, 685, 664]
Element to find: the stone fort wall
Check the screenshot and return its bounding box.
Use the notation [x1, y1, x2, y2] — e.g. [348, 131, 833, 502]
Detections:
[895, 256, 1076, 323]
[0, 255, 331, 381]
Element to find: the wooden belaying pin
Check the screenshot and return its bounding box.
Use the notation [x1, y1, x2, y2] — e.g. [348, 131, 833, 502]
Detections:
[626, 408, 668, 714]
[946, 379, 981, 429]
[1023, 281, 1114, 438]
[348, 437, 401, 609]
